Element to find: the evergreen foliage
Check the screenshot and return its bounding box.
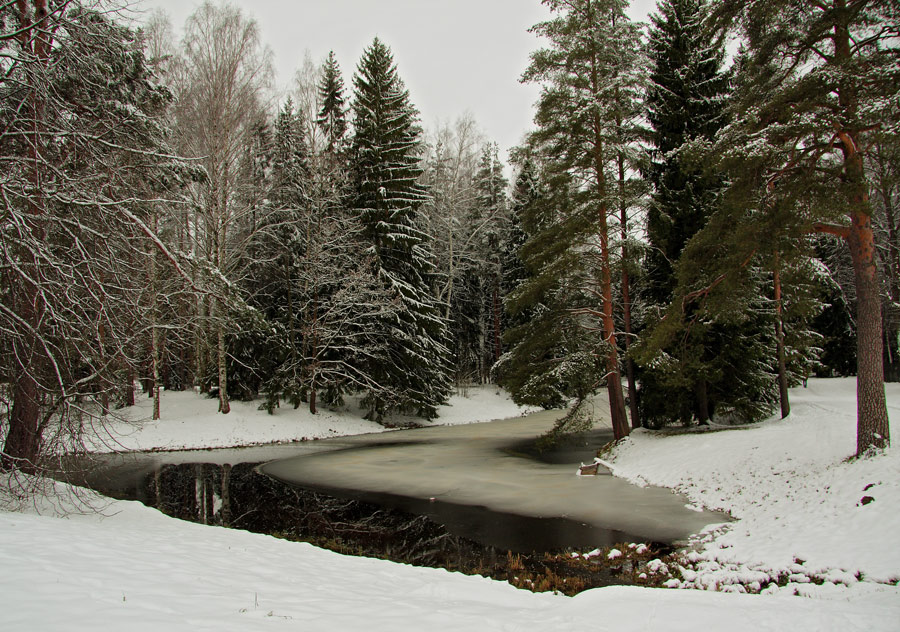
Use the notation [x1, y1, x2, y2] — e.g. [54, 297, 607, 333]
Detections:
[705, 0, 897, 454]
[496, 161, 604, 409]
[643, 0, 729, 304]
[317, 51, 349, 156]
[635, 0, 785, 427]
[350, 38, 452, 420]
[455, 144, 509, 382]
[519, 0, 646, 438]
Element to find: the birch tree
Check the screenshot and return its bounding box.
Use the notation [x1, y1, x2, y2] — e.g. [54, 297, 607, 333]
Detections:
[173, 1, 272, 414]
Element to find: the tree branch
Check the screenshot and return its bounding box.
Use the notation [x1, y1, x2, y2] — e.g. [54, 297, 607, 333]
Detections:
[812, 222, 851, 239]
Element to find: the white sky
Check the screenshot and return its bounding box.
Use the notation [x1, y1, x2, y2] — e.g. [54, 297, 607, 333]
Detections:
[134, 0, 658, 158]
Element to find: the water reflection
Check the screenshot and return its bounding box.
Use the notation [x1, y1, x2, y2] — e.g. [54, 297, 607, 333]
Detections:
[82, 458, 667, 593]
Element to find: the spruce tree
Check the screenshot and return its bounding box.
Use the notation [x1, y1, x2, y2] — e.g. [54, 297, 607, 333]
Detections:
[469, 143, 509, 381]
[241, 99, 310, 405]
[500, 155, 535, 311]
[496, 159, 604, 409]
[317, 51, 348, 156]
[636, 0, 773, 427]
[350, 38, 451, 421]
[644, 0, 729, 304]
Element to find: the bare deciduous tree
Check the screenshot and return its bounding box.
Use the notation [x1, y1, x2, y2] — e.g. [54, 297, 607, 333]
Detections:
[1, 1, 190, 476]
[172, 1, 273, 414]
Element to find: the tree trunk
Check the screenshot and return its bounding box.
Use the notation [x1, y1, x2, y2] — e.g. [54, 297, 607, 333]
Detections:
[848, 202, 889, 454]
[216, 305, 230, 414]
[491, 275, 503, 367]
[587, 19, 629, 440]
[221, 463, 232, 526]
[878, 176, 900, 382]
[774, 251, 791, 419]
[124, 362, 135, 407]
[3, 363, 42, 473]
[151, 316, 161, 421]
[597, 190, 629, 439]
[696, 379, 709, 424]
[618, 150, 639, 429]
[2, 1, 51, 472]
[150, 213, 161, 420]
[835, 18, 889, 455]
[309, 384, 318, 415]
[98, 319, 110, 417]
[214, 168, 230, 414]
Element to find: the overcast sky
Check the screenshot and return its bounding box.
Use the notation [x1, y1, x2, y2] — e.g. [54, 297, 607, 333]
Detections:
[136, 0, 659, 159]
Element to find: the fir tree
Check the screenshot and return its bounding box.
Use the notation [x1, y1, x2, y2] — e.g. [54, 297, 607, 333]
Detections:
[350, 38, 451, 421]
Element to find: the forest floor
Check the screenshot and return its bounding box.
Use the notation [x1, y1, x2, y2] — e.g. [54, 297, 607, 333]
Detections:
[1, 380, 899, 631]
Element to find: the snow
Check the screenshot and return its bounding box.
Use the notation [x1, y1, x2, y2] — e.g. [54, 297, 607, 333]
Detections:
[605, 378, 900, 594]
[86, 386, 535, 453]
[2, 378, 899, 630]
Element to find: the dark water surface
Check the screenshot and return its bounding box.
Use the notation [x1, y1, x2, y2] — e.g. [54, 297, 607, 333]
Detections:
[74, 409, 727, 593]
[259, 410, 725, 545]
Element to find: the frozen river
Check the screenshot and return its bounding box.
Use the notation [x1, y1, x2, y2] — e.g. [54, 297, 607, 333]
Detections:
[260, 407, 726, 546]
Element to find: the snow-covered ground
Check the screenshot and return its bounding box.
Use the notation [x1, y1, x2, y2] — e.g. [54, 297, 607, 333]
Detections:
[86, 385, 535, 452]
[604, 378, 900, 596]
[2, 379, 899, 631]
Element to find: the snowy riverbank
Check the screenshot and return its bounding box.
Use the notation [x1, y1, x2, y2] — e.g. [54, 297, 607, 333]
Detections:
[2, 379, 899, 630]
[85, 385, 536, 452]
[605, 378, 900, 598]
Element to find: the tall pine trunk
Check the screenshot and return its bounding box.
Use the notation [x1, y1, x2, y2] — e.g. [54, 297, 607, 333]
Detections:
[835, 19, 889, 455]
[588, 17, 628, 440]
[849, 201, 889, 454]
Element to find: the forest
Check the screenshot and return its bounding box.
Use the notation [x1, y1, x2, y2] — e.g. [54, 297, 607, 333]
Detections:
[1, 0, 897, 477]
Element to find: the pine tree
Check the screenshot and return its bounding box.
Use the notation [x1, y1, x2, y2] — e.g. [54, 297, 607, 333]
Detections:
[707, 0, 897, 454]
[496, 160, 605, 409]
[350, 38, 451, 421]
[521, 0, 645, 439]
